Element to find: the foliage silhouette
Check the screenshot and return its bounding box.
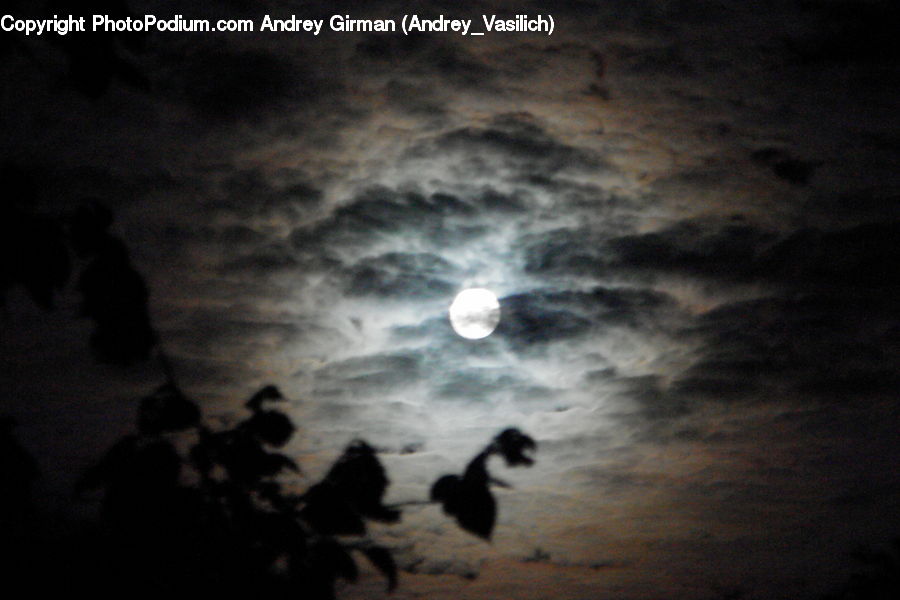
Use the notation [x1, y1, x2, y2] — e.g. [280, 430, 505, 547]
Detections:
[0, 167, 541, 595]
[1, 168, 158, 364]
[0, 165, 70, 311]
[72, 201, 158, 364]
[300, 439, 400, 536]
[72, 379, 534, 597]
[430, 428, 536, 539]
[0, 27, 540, 593]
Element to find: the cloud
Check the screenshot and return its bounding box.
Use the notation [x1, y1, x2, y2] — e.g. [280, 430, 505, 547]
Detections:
[675, 291, 899, 407]
[496, 292, 593, 347]
[497, 287, 677, 350]
[607, 220, 776, 281]
[169, 46, 312, 122]
[4, 1, 900, 597]
[342, 252, 458, 299]
[215, 168, 323, 220]
[787, 0, 900, 65]
[355, 31, 497, 87]
[524, 217, 900, 295]
[223, 243, 302, 275]
[314, 351, 424, 392]
[432, 368, 519, 402]
[750, 148, 819, 186]
[290, 187, 487, 256]
[756, 221, 900, 289]
[411, 117, 617, 182]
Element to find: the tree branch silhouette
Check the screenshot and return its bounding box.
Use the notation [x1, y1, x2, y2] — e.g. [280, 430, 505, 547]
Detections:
[0, 19, 539, 592]
[1, 168, 539, 597]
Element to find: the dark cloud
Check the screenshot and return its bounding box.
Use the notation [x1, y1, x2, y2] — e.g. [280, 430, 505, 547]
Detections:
[356, 33, 494, 87]
[750, 147, 820, 186]
[425, 42, 495, 86]
[169, 311, 303, 353]
[223, 243, 302, 274]
[291, 187, 490, 254]
[522, 228, 607, 277]
[423, 119, 609, 177]
[677, 292, 898, 408]
[355, 33, 430, 61]
[314, 352, 423, 391]
[168, 46, 310, 122]
[607, 220, 776, 280]
[343, 252, 458, 299]
[381, 79, 448, 118]
[756, 221, 900, 290]
[802, 190, 900, 224]
[796, 367, 900, 399]
[524, 217, 900, 296]
[517, 213, 898, 428]
[615, 43, 695, 77]
[213, 168, 323, 220]
[217, 224, 267, 245]
[523, 220, 771, 281]
[616, 374, 689, 421]
[494, 286, 677, 349]
[788, 0, 900, 65]
[670, 375, 761, 402]
[496, 292, 593, 347]
[389, 315, 450, 342]
[433, 368, 518, 402]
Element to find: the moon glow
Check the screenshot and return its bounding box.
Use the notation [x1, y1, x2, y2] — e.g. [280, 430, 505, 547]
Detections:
[448, 288, 501, 339]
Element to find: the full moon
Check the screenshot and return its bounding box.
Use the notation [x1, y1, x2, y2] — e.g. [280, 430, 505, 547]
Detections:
[448, 288, 501, 339]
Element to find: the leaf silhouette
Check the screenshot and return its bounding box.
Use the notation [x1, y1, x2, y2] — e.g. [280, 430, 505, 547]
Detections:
[19, 217, 70, 310]
[240, 409, 294, 448]
[3, 156, 557, 597]
[68, 201, 114, 257]
[0, 166, 71, 310]
[196, 429, 298, 486]
[78, 435, 182, 524]
[300, 483, 366, 535]
[245, 384, 284, 411]
[313, 539, 359, 583]
[137, 383, 201, 435]
[361, 545, 398, 591]
[430, 474, 462, 512]
[431, 452, 496, 539]
[493, 428, 536, 466]
[299, 440, 399, 536]
[253, 508, 307, 555]
[256, 449, 300, 477]
[431, 428, 537, 539]
[77, 236, 156, 364]
[322, 440, 400, 523]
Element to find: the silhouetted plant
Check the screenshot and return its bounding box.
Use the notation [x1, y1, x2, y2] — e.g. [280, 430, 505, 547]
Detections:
[0, 165, 70, 311]
[430, 427, 536, 539]
[71, 201, 158, 364]
[73, 375, 534, 597]
[1, 93, 538, 597]
[1, 168, 157, 364]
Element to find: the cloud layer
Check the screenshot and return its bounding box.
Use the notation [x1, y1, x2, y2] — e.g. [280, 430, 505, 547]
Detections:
[2, 1, 899, 598]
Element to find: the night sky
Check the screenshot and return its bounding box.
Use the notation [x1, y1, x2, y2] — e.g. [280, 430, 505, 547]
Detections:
[2, 1, 899, 598]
